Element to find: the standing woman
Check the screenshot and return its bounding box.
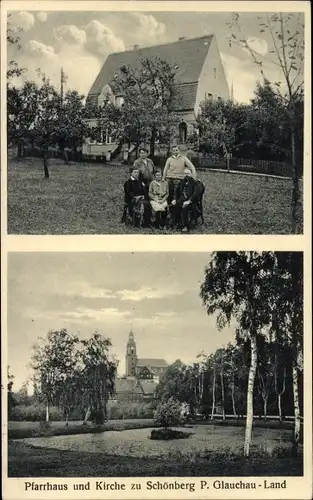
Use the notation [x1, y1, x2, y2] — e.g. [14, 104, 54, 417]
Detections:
[149, 170, 169, 228]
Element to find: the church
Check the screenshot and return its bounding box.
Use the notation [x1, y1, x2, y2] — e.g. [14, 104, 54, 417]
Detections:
[113, 331, 168, 401]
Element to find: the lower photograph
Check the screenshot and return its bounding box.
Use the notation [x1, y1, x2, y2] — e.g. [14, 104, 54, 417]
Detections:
[7, 251, 303, 478]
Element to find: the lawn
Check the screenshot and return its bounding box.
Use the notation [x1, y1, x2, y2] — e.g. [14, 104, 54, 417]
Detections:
[8, 422, 303, 477]
[7, 158, 299, 234]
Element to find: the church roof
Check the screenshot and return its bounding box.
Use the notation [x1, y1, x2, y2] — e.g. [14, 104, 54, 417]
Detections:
[88, 35, 214, 111]
[137, 358, 168, 368]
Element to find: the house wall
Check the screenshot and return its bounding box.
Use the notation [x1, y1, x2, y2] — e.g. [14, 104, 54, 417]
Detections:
[195, 35, 230, 115]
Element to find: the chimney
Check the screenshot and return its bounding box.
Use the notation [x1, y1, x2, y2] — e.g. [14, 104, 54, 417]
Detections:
[133, 44, 140, 50]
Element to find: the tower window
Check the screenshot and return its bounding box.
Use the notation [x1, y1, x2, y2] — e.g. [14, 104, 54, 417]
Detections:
[213, 68, 217, 79]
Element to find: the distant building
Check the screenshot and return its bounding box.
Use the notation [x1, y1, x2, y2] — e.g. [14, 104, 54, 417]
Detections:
[113, 331, 168, 401]
[84, 35, 229, 157]
[125, 330, 168, 382]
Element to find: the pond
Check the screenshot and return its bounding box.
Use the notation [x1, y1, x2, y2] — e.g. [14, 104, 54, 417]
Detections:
[18, 425, 293, 459]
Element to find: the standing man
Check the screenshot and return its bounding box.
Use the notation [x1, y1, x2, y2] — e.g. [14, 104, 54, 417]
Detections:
[162, 145, 197, 203]
[133, 147, 155, 191]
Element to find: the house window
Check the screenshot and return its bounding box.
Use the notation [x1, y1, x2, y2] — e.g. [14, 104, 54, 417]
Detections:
[206, 93, 213, 103]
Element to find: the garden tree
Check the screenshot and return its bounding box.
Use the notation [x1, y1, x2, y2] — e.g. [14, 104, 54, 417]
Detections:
[227, 12, 304, 233]
[31, 329, 80, 423]
[7, 14, 25, 81]
[155, 360, 198, 412]
[7, 366, 17, 419]
[18, 380, 30, 405]
[193, 99, 240, 170]
[57, 89, 89, 160]
[200, 252, 277, 456]
[55, 368, 83, 426]
[111, 56, 179, 156]
[79, 333, 117, 425]
[7, 81, 41, 156]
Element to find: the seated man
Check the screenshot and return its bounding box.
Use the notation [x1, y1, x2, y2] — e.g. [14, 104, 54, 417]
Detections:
[122, 168, 151, 227]
[170, 167, 204, 233]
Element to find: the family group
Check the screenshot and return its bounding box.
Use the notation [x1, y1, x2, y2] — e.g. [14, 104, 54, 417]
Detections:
[122, 145, 205, 232]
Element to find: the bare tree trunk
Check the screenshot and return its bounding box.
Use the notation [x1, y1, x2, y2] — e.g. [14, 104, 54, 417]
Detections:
[263, 397, 268, 420]
[231, 374, 237, 418]
[43, 156, 49, 179]
[290, 122, 299, 234]
[276, 368, 286, 422]
[292, 362, 301, 445]
[45, 403, 50, 423]
[244, 334, 257, 457]
[83, 405, 91, 424]
[278, 394, 282, 422]
[65, 412, 69, 427]
[220, 369, 225, 420]
[211, 366, 216, 420]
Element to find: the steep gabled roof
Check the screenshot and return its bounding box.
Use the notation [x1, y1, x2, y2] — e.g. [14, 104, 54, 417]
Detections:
[137, 358, 168, 368]
[88, 35, 214, 98]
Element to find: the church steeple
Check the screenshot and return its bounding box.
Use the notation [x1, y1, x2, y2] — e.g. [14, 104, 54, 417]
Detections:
[125, 330, 137, 377]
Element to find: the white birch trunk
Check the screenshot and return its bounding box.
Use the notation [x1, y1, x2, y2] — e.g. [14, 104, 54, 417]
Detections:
[83, 405, 91, 424]
[244, 334, 258, 457]
[211, 366, 216, 420]
[231, 375, 237, 418]
[292, 362, 301, 444]
[45, 403, 50, 423]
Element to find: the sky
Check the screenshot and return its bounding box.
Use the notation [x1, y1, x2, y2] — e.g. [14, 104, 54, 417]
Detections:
[7, 10, 304, 103]
[7, 252, 235, 391]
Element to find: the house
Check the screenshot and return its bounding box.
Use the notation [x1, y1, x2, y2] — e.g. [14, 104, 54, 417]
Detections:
[113, 376, 157, 402]
[84, 35, 229, 157]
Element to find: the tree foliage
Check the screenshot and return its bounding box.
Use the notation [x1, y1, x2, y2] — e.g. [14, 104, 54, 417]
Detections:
[227, 12, 304, 232]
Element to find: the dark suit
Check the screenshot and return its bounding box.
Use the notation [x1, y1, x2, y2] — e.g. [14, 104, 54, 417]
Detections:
[171, 177, 204, 229]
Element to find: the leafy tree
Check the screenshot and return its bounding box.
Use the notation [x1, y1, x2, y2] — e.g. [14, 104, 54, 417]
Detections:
[200, 252, 277, 456]
[106, 56, 179, 156]
[7, 366, 17, 419]
[79, 333, 117, 425]
[7, 14, 25, 81]
[227, 12, 304, 233]
[31, 329, 80, 423]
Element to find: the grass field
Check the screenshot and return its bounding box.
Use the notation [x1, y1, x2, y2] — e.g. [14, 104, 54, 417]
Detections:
[8, 423, 302, 477]
[7, 158, 299, 234]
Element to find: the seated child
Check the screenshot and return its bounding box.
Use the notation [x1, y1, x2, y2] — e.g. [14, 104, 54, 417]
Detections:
[149, 169, 169, 228]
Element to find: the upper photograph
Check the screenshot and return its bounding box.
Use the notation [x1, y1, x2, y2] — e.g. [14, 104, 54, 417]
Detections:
[6, 9, 305, 234]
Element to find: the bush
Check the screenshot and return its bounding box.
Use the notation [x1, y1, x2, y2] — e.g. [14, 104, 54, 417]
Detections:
[10, 404, 64, 422]
[107, 401, 154, 420]
[154, 397, 187, 428]
[150, 428, 192, 440]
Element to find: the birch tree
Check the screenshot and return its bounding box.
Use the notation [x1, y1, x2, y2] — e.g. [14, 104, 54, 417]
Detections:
[200, 252, 275, 456]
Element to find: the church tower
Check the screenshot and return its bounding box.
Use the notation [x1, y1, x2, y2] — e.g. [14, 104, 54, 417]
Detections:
[125, 331, 137, 377]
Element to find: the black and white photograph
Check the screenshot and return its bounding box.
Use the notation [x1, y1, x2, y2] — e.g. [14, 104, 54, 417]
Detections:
[7, 252, 304, 479]
[5, 7, 306, 234]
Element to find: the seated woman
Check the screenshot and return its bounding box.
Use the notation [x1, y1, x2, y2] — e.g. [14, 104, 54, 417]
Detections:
[122, 168, 151, 227]
[149, 169, 169, 228]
